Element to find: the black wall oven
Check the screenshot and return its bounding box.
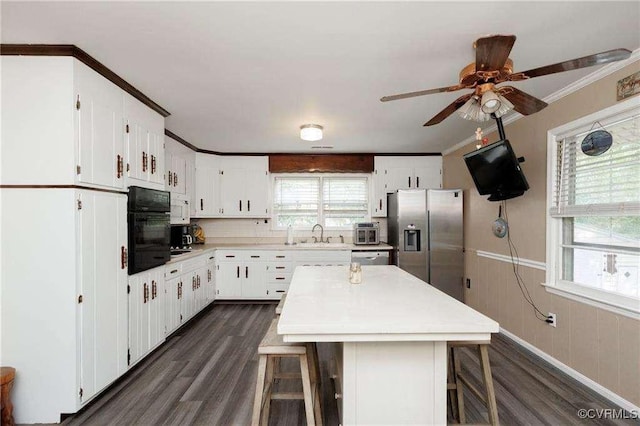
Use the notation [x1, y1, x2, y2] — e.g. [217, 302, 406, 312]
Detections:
[128, 186, 171, 275]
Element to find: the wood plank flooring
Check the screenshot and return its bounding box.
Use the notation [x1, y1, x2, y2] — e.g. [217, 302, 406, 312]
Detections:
[62, 303, 638, 426]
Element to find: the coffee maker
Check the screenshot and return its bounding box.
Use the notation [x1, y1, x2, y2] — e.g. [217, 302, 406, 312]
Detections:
[170, 225, 193, 249]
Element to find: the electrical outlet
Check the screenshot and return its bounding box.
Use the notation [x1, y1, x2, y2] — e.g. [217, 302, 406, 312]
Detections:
[466, 278, 471, 289]
[548, 312, 557, 327]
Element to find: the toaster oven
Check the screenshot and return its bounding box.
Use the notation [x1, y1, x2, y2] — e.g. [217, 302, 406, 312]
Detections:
[353, 222, 380, 245]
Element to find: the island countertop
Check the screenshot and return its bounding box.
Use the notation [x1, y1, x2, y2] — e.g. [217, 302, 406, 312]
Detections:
[278, 265, 499, 342]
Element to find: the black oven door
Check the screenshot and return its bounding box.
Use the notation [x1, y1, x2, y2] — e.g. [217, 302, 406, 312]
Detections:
[128, 212, 170, 275]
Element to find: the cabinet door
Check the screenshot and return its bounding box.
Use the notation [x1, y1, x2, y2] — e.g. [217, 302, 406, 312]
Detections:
[165, 151, 173, 191]
[126, 120, 148, 182]
[186, 156, 197, 216]
[245, 168, 270, 217]
[242, 262, 268, 298]
[219, 168, 245, 216]
[413, 157, 442, 189]
[205, 263, 215, 304]
[171, 156, 187, 194]
[181, 271, 195, 322]
[194, 167, 217, 216]
[79, 191, 128, 402]
[149, 269, 165, 350]
[372, 168, 388, 217]
[216, 262, 242, 298]
[386, 166, 415, 191]
[164, 276, 181, 336]
[75, 63, 125, 189]
[195, 266, 208, 311]
[148, 132, 165, 186]
[128, 271, 150, 366]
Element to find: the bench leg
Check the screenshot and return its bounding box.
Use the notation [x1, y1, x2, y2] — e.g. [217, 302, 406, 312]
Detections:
[261, 356, 276, 426]
[452, 347, 466, 424]
[300, 353, 316, 426]
[252, 355, 268, 426]
[478, 345, 499, 426]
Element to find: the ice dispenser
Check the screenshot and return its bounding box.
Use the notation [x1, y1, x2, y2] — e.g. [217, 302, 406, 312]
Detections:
[404, 227, 421, 252]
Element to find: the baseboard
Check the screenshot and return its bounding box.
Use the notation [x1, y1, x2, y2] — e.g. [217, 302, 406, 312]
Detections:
[500, 327, 640, 413]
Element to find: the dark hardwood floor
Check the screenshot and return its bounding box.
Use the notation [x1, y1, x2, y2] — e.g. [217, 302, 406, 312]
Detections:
[62, 303, 638, 426]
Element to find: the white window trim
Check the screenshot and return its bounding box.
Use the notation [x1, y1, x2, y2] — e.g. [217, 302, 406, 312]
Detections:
[545, 96, 640, 316]
[271, 172, 371, 231]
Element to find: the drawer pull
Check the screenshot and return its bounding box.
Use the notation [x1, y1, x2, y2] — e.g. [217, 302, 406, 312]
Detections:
[276, 255, 286, 258]
[251, 255, 260, 258]
[226, 255, 236, 258]
[275, 266, 286, 270]
[276, 290, 285, 293]
[209, 256, 215, 260]
[275, 277, 286, 280]
[170, 269, 178, 274]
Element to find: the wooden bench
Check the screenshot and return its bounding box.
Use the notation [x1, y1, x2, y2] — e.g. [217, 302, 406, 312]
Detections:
[252, 319, 321, 426]
[1, 367, 16, 426]
[275, 293, 287, 316]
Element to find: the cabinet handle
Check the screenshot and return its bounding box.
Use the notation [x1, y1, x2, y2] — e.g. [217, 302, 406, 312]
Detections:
[168, 170, 172, 185]
[226, 255, 236, 258]
[276, 255, 285, 259]
[200, 199, 204, 211]
[116, 155, 123, 178]
[197, 275, 201, 287]
[251, 255, 260, 259]
[276, 290, 285, 293]
[121, 246, 127, 269]
[276, 266, 285, 270]
[192, 276, 196, 290]
[152, 280, 157, 300]
[237, 266, 240, 278]
[178, 282, 182, 299]
[408, 176, 411, 187]
[170, 269, 178, 274]
[151, 155, 156, 174]
[142, 152, 148, 172]
[174, 172, 178, 186]
[275, 277, 285, 280]
[239, 200, 242, 212]
[245, 266, 248, 279]
[379, 199, 382, 211]
[143, 283, 149, 303]
[416, 176, 420, 188]
[247, 200, 250, 211]
[208, 269, 212, 281]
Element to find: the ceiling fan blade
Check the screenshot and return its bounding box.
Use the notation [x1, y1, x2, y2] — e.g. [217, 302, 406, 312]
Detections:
[423, 93, 473, 126]
[517, 48, 631, 79]
[380, 84, 465, 102]
[499, 86, 548, 115]
[475, 35, 516, 72]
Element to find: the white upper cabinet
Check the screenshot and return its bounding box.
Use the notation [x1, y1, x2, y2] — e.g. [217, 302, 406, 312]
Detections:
[1, 56, 126, 189]
[372, 156, 442, 217]
[194, 154, 270, 218]
[218, 156, 270, 218]
[124, 94, 165, 190]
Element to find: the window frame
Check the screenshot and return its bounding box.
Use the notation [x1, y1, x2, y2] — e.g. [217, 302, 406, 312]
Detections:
[271, 172, 371, 231]
[545, 97, 640, 317]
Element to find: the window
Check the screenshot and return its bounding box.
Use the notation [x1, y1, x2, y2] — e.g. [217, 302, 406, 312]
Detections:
[273, 174, 369, 229]
[547, 99, 640, 313]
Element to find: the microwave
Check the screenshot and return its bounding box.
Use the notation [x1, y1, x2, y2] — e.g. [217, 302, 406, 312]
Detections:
[353, 222, 380, 245]
[170, 193, 190, 225]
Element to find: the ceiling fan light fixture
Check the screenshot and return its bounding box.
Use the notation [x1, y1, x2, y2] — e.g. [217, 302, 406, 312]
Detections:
[480, 90, 502, 113]
[457, 96, 491, 122]
[493, 94, 514, 118]
[300, 124, 323, 141]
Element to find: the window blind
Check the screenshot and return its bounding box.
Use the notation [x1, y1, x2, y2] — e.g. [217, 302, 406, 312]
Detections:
[322, 177, 369, 227]
[273, 177, 319, 227]
[551, 115, 640, 217]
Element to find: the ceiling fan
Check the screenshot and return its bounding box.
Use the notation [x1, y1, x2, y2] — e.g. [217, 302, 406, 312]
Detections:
[380, 35, 631, 126]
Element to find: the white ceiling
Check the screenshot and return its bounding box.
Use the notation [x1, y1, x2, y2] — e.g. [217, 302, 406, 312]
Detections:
[2, 2, 639, 153]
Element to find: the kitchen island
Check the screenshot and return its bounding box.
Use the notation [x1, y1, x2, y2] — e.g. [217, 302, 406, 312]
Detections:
[277, 265, 499, 425]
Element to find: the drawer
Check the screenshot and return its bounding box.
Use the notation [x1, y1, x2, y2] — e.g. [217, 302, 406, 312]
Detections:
[216, 250, 241, 262]
[165, 264, 182, 277]
[244, 251, 268, 261]
[205, 251, 216, 264]
[267, 263, 293, 273]
[268, 272, 292, 284]
[266, 282, 289, 298]
[267, 251, 293, 261]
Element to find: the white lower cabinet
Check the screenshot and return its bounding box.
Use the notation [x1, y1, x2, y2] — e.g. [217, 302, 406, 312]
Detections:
[215, 250, 351, 300]
[163, 251, 215, 336]
[128, 266, 165, 367]
[0, 188, 128, 423]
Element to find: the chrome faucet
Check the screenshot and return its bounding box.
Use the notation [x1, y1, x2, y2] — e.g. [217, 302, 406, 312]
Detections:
[312, 223, 325, 243]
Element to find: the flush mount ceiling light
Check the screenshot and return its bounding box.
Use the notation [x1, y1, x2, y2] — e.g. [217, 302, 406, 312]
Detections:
[300, 124, 323, 141]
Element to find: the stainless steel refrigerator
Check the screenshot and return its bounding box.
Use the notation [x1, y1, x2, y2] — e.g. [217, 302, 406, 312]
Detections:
[387, 189, 464, 301]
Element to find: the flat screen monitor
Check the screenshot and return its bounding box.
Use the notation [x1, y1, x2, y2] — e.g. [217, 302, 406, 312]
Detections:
[463, 139, 529, 201]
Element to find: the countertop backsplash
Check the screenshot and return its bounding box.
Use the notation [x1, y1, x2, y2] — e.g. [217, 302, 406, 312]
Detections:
[193, 218, 388, 245]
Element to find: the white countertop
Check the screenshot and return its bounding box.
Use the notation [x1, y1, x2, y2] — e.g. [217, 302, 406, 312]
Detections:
[278, 265, 499, 342]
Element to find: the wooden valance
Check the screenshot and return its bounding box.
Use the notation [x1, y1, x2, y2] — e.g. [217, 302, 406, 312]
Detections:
[269, 154, 374, 173]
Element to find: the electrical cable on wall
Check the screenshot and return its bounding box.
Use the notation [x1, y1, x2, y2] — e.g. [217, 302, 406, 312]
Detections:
[501, 200, 553, 323]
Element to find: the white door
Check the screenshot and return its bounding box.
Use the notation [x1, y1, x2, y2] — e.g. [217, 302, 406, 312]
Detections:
[386, 166, 415, 191]
[195, 167, 217, 216]
[164, 276, 181, 336]
[245, 168, 270, 217]
[149, 268, 165, 350]
[216, 263, 242, 298]
[148, 132, 165, 185]
[75, 64, 124, 189]
[219, 168, 245, 216]
[172, 156, 187, 194]
[372, 168, 388, 217]
[413, 157, 442, 189]
[182, 271, 196, 321]
[242, 262, 268, 298]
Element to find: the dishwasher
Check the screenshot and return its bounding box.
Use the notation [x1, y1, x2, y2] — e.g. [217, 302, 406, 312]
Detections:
[351, 250, 390, 265]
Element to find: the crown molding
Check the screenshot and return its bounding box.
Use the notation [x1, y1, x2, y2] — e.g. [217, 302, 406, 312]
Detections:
[442, 48, 640, 156]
